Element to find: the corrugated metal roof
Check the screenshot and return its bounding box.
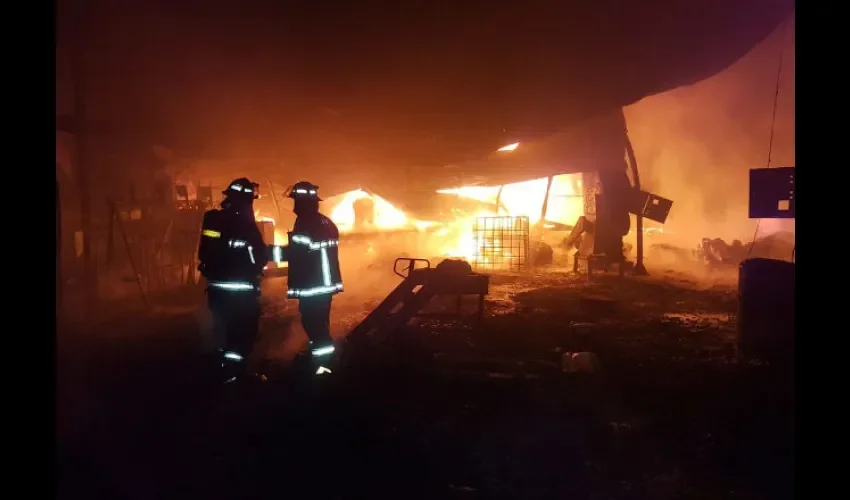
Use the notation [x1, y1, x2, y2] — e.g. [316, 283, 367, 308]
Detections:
[439, 111, 630, 188]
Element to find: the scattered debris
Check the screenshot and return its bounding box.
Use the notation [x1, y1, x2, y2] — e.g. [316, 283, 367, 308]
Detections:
[571, 322, 596, 328]
[579, 296, 618, 315]
[530, 241, 554, 266]
[436, 259, 474, 274]
[571, 321, 597, 334]
[562, 351, 601, 373]
[62, 261, 790, 499]
[699, 232, 794, 267]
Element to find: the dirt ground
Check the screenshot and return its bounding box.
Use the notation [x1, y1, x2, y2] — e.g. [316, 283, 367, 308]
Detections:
[57, 266, 793, 500]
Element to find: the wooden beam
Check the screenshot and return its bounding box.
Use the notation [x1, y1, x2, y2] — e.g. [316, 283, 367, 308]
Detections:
[73, 2, 96, 307]
[56, 179, 62, 316]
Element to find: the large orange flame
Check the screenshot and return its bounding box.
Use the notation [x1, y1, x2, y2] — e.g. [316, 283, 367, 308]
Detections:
[436, 174, 586, 263]
[328, 189, 409, 232]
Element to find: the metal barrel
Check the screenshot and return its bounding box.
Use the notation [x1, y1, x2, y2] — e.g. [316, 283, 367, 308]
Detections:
[737, 258, 795, 366]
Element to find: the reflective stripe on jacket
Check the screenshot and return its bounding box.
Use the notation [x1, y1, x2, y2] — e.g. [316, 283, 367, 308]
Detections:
[198, 208, 268, 283]
[287, 213, 343, 298]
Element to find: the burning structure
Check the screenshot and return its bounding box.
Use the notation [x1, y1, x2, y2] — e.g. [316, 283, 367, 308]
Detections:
[55, 1, 792, 314]
[54, 104, 683, 318]
[307, 110, 673, 275]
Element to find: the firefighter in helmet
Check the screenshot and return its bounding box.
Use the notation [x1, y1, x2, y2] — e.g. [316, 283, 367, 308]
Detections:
[198, 177, 269, 382]
[267, 181, 342, 373]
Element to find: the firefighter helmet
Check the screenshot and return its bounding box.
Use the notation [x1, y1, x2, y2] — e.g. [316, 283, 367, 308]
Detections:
[288, 181, 322, 201]
[222, 177, 259, 199]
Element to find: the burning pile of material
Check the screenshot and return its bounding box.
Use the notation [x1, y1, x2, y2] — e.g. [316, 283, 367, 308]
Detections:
[309, 176, 587, 271]
[255, 175, 687, 274]
[434, 174, 586, 268]
[328, 189, 412, 233]
[254, 174, 595, 273]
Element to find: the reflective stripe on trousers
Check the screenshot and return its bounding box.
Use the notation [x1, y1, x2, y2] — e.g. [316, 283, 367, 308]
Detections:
[311, 344, 335, 357]
[287, 283, 343, 298]
[208, 281, 257, 291]
[206, 285, 260, 374]
[223, 350, 244, 362]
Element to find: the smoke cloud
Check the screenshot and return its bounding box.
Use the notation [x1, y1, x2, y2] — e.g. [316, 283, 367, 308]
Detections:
[624, 19, 795, 248]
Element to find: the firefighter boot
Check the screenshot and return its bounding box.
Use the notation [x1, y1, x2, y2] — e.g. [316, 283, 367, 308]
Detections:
[310, 341, 336, 376]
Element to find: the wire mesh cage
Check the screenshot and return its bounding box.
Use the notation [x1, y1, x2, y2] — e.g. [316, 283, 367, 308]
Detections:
[471, 216, 530, 272]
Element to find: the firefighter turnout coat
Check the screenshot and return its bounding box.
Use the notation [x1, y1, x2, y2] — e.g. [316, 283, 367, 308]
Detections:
[198, 208, 268, 288]
[285, 213, 343, 298]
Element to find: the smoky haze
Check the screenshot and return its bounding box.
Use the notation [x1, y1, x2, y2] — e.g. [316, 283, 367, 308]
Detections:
[625, 20, 795, 248]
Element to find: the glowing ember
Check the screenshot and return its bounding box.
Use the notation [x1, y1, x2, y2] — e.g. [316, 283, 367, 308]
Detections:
[497, 142, 520, 152]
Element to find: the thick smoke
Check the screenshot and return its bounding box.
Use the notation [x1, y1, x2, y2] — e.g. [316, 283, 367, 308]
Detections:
[624, 20, 795, 249]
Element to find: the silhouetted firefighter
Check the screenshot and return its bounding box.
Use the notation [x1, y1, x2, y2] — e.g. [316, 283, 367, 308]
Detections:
[267, 181, 343, 376]
[198, 177, 268, 382]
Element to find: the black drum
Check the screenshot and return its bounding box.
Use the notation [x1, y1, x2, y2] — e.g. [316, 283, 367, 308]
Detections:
[737, 258, 795, 366]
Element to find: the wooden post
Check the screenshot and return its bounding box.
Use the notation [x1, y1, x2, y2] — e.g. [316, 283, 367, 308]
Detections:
[267, 178, 283, 221]
[109, 199, 150, 309]
[106, 203, 115, 265]
[56, 179, 63, 316]
[73, 0, 96, 308]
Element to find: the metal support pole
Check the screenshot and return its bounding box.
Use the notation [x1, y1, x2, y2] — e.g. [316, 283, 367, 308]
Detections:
[540, 175, 554, 224]
[494, 185, 505, 214]
[624, 131, 649, 276]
